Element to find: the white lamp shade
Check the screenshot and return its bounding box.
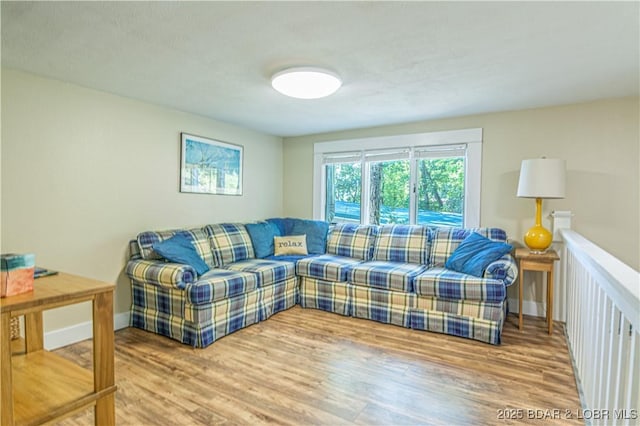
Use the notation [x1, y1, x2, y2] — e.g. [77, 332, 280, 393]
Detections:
[517, 158, 566, 199]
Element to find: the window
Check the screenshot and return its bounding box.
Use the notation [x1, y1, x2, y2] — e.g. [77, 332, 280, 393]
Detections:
[324, 155, 361, 223]
[314, 129, 482, 227]
[364, 149, 411, 225]
[367, 158, 411, 225]
[415, 145, 466, 227]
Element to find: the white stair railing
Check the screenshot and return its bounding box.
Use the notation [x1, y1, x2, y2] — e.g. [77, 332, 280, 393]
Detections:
[561, 229, 639, 425]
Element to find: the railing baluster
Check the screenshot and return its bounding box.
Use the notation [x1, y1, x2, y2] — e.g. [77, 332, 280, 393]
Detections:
[606, 308, 620, 419]
[559, 229, 639, 424]
[586, 273, 598, 402]
[577, 265, 587, 374]
[593, 288, 606, 410]
[613, 316, 631, 425]
[623, 331, 639, 426]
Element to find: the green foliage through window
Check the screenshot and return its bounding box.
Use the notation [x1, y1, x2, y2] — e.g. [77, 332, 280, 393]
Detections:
[324, 152, 465, 226]
[325, 162, 361, 223]
[417, 158, 464, 214]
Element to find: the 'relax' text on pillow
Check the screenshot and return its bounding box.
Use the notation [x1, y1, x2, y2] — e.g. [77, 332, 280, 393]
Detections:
[274, 235, 308, 256]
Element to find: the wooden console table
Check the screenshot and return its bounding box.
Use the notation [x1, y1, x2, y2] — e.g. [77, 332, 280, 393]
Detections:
[1, 272, 116, 425]
[515, 248, 560, 335]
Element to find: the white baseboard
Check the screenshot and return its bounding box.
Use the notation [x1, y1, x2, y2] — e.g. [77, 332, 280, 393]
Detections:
[44, 311, 130, 350]
[508, 298, 546, 318]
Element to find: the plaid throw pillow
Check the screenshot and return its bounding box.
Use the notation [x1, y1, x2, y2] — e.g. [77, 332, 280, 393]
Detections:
[205, 223, 255, 266]
[137, 228, 215, 267]
[372, 225, 431, 264]
[326, 223, 377, 260]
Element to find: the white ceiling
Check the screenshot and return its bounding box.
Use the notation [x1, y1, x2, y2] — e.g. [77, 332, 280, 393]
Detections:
[2, 1, 638, 137]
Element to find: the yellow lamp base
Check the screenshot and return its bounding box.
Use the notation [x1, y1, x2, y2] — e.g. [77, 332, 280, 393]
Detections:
[524, 225, 552, 253]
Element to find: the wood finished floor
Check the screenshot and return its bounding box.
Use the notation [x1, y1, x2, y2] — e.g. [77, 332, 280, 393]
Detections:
[54, 307, 583, 425]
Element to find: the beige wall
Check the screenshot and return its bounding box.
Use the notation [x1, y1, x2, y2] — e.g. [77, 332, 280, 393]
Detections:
[2, 68, 637, 331]
[1, 69, 284, 331]
[283, 97, 640, 304]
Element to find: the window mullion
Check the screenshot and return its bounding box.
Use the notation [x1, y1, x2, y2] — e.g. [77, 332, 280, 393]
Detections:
[409, 148, 417, 225]
[360, 152, 369, 225]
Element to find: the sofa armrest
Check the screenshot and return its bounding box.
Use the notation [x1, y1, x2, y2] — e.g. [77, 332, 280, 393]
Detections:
[126, 259, 197, 289]
[483, 254, 518, 287]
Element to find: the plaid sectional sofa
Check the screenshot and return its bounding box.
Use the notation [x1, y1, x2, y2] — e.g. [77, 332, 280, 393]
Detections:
[127, 223, 298, 347]
[126, 221, 518, 347]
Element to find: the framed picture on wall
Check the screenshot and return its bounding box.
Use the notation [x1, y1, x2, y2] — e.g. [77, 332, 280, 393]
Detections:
[180, 133, 243, 195]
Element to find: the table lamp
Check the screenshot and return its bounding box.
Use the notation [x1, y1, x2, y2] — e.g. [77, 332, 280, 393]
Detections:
[517, 158, 566, 253]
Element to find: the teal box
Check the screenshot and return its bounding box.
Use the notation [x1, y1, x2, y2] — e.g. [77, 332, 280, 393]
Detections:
[1, 253, 36, 270]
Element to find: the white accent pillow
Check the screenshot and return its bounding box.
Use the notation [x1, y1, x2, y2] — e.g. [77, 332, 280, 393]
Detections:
[274, 235, 308, 256]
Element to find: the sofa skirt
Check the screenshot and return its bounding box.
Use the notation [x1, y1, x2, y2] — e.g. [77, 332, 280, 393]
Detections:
[300, 277, 415, 328]
[260, 276, 299, 320]
[130, 279, 508, 346]
[299, 277, 351, 316]
[410, 297, 507, 345]
[351, 285, 414, 328]
[131, 279, 261, 347]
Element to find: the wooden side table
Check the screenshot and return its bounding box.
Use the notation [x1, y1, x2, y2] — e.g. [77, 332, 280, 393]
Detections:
[515, 248, 560, 335]
[1, 272, 116, 425]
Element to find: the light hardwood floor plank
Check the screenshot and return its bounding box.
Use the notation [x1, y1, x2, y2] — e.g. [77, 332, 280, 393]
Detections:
[54, 307, 582, 425]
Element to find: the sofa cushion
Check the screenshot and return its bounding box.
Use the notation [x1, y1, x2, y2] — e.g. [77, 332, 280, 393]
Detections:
[137, 228, 215, 268]
[413, 267, 506, 303]
[245, 222, 281, 258]
[349, 261, 427, 292]
[205, 223, 255, 266]
[186, 269, 258, 304]
[296, 254, 363, 282]
[372, 225, 431, 264]
[430, 227, 507, 267]
[445, 232, 513, 277]
[326, 223, 378, 260]
[223, 258, 296, 287]
[152, 234, 210, 275]
[129, 240, 142, 260]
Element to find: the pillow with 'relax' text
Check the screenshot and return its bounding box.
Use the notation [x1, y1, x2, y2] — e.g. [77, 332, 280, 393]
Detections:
[274, 235, 308, 256]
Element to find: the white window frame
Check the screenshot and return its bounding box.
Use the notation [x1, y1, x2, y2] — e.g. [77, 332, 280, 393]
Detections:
[313, 128, 482, 227]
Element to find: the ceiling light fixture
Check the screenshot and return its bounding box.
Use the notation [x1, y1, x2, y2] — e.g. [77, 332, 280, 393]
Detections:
[271, 67, 342, 99]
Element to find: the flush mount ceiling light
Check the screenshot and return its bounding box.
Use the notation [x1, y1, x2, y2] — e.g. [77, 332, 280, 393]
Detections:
[271, 67, 342, 99]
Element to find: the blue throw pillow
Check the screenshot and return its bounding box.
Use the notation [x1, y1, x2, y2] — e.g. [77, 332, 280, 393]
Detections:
[445, 232, 513, 277]
[245, 222, 281, 258]
[288, 219, 330, 254]
[266, 217, 299, 236]
[152, 234, 210, 275]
